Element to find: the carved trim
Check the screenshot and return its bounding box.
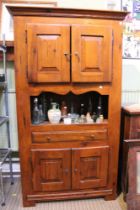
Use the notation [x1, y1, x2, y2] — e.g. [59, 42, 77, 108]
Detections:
[27, 188, 112, 201]
[7, 6, 128, 21]
[28, 85, 110, 96]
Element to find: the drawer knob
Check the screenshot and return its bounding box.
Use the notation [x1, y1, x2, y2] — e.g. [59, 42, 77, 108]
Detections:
[46, 137, 51, 142]
[64, 168, 69, 174]
[90, 135, 95, 139]
[74, 168, 78, 173]
[64, 52, 70, 61]
[74, 52, 80, 61]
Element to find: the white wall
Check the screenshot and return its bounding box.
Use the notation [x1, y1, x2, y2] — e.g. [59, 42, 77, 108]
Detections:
[57, 0, 121, 10]
[0, 62, 18, 150]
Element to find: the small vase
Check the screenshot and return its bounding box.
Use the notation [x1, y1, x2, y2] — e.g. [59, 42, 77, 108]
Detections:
[48, 102, 61, 124]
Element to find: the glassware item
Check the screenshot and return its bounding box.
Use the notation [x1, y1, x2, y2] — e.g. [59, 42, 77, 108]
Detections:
[41, 94, 47, 120]
[80, 103, 85, 115]
[61, 101, 68, 118]
[70, 102, 74, 114]
[92, 112, 97, 122]
[97, 96, 102, 116]
[86, 112, 93, 123]
[38, 104, 45, 123]
[48, 102, 61, 124]
[96, 114, 104, 123]
[79, 114, 86, 123]
[32, 98, 40, 124]
[88, 97, 92, 114]
[97, 105, 102, 116]
[99, 114, 104, 122]
[63, 114, 72, 124]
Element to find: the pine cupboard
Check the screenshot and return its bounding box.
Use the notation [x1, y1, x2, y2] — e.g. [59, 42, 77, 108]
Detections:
[8, 6, 127, 207]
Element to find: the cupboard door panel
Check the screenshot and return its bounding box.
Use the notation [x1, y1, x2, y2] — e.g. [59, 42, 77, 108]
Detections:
[72, 146, 109, 189]
[27, 24, 70, 82]
[72, 25, 113, 82]
[31, 148, 71, 192]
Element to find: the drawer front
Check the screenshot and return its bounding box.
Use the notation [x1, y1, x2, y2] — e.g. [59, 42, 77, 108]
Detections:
[32, 129, 108, 143]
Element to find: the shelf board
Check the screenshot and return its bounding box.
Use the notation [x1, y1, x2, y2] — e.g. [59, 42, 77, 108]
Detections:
[0, 82, 7, 89]
[0, 116, 9, 126]
[32, 119, 108, 126]
[31, 120, 108, 130]
[0, 41, 14, 61]
[0, 148, 12, 165]
[0, 45, 6, 53]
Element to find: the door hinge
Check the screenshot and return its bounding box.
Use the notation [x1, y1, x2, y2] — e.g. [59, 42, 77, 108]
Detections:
[30, 157, 33, 172]
[112, 30, 114, 45]
[23, 114, 26, 127]
[25, 30, 27, 44]
[26, 65, 28, 79]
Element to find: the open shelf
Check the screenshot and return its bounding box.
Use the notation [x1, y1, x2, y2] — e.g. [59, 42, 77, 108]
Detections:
[0, 41, 14, 61]
[0, 82, 7, 89]
[0, 148, 12, 166]
[31, 119, 108, 126]
[30, 91, 109, 125]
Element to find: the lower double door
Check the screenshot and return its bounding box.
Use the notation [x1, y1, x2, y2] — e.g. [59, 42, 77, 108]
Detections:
[31, 146, 109, 192]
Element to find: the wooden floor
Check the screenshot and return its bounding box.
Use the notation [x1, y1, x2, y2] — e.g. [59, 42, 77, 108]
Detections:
[1, 178, 127, 210]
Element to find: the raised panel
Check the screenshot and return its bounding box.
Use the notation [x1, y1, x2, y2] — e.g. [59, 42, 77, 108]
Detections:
[40, 159, 62, 182]
[27, 24, 70, 83]
[81, 35, 103, 73]
[72, 146, 109, 189]
[37, 34, 61, 73]
[80, 156, 100, 180]
[72, 25, 113, 82]
[31, 148, 71, 192]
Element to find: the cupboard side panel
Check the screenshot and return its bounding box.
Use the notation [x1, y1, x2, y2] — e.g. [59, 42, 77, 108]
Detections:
[107, 20, 123, 199]
[14, 16, 34, 206]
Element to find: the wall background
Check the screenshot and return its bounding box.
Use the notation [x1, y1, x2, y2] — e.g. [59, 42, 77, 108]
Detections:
[0, 0, 140, 151]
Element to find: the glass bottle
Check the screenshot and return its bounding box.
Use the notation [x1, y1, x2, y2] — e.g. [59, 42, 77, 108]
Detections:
[38, 104, 45, 123]
[70, 102, 74, 114]
[32, 98, 40, 124]
[97, 105, 102, 117]
[88, 97, 92, 114]
[61, 101, 68, 118]
[41, 94, 47, 120]
[80, 103, 85, 116]
[97, 96, 102, 116]
[96, 96, 104, 123]
[92, 112, 97, 122]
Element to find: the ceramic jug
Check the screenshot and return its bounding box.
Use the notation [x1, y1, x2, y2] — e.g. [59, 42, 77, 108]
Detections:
[48, 102, 61, 124]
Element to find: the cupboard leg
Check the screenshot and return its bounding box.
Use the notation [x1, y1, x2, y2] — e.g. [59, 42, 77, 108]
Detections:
[104, 193, 117, 201]
[23, 199, 35, 207]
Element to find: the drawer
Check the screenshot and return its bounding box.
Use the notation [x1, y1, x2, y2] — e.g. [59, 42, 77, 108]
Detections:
[32, 129, 108, 143]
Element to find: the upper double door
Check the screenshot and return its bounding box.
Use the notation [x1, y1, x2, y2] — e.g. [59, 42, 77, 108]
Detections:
[27, 23, 113, 83]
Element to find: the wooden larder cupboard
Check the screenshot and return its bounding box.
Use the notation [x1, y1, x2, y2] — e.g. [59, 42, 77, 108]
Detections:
[8, 6, 127, 207]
